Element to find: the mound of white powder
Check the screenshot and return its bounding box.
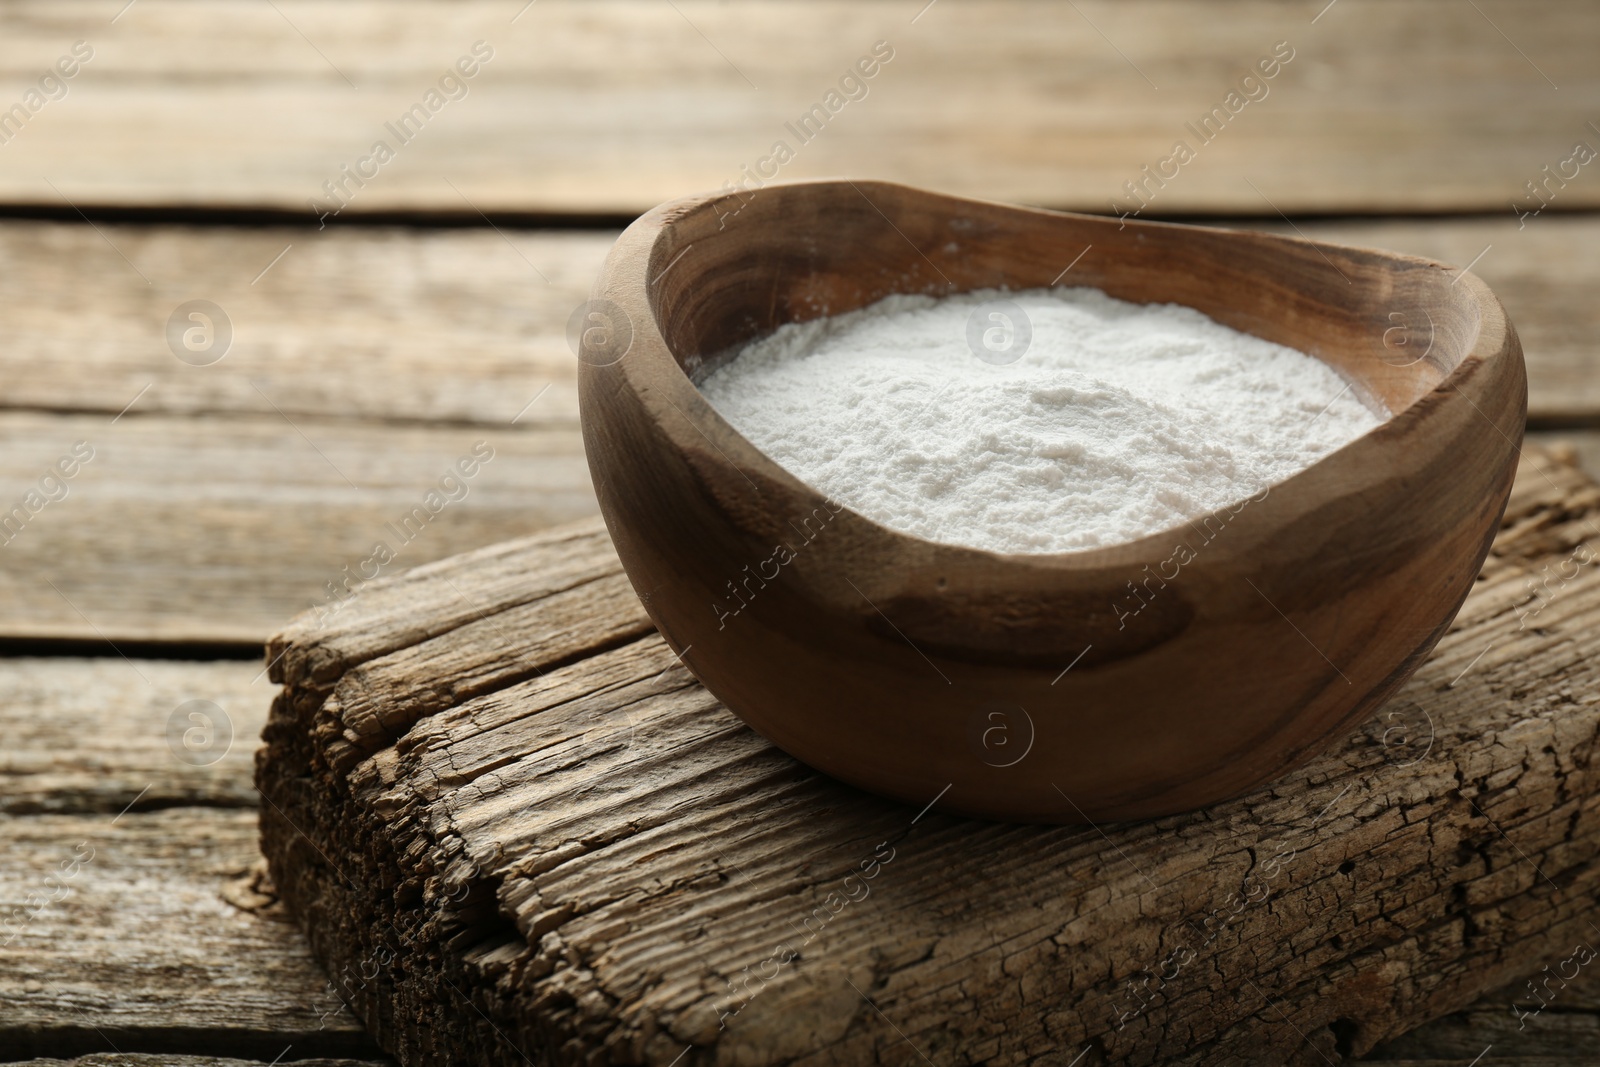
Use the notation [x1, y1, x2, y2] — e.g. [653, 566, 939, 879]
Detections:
[699, 287, 1381, 554]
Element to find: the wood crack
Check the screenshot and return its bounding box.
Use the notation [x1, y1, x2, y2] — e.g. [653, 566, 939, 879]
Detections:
[260, 447, 1600, 1065]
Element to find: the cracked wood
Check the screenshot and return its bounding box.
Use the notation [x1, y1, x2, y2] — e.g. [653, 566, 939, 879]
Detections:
[259, 445, 1600, 1065]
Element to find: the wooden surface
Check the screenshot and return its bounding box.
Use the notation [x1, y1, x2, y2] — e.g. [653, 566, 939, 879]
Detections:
[581, 179, 1525, 822]
[1, 629, 1593, 1065]
[0, 223, 600, 426]
[5, 0, 1599, 1060]
[0, 413, 592, 644]
[0, 658, 382, 1062]
[258, 447, 1600, 1065]
[0, 657, 264, 813]
[2, 2, 1598, 216]
[0, 215, 1597, 647]
[0, 218, 1593, 429]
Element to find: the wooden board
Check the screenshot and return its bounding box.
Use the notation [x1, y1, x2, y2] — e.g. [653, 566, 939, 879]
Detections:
[258, 445, 1600, 1065]
[0, 413, 594, 644]
[1530, 432, 1600, 481]
[0, 657, 382, 1062]
[1, 215, 1598, 648]
[0, 657, 267, 813]
[1365, 992, 1600, 1060]
[1, 217, 1596, 428]
[0, 654, 1588, 1067]
[0, 222, 601, 428]
[0, 810, 380, 1061]
[1, 2, 1597, 216]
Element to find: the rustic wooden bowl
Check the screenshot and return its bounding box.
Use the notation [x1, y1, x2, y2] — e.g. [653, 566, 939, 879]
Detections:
[577, 180, 1525, 823]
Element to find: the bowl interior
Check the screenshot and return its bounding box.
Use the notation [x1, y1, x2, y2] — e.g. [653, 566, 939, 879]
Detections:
[645, 181, 1480, 422]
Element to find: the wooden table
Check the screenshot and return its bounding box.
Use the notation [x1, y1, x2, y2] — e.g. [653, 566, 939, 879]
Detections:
[2, 2, 1597, 1063]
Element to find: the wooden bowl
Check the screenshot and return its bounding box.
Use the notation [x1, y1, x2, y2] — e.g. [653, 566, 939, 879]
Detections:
[577, 180, 1525, 823]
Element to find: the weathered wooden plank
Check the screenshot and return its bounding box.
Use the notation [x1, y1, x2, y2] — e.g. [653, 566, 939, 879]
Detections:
[0, 216, 1593, 431]
[0, 657, 1582, 1067]
[0, 657, 382, 1060]
[0, 212, 1595, 646]
[0, 222, 598, 428]
[0, 412, 595, 644]
[0, 809, 377, 1062]
[1529, 432, 1600, 482]
[259, 446, 1600, 1065]
[262, 518, 626, 694]
[0, 657, 266, 813]
[0, 804, 370, 1057]
[1, 1, 1596, 216]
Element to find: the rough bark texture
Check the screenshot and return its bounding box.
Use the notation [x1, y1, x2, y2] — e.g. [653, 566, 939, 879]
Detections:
[258, 446, 1600, 1065]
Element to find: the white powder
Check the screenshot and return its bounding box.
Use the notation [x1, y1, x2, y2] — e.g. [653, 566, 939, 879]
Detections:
[699, 287, 1381, 554]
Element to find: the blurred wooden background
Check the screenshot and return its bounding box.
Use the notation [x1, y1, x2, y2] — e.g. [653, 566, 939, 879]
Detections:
[1, 1, 1597, 1063]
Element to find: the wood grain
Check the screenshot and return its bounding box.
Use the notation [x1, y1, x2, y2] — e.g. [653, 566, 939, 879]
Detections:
[0, 212, 1593, 650]
[1529, 431, 1600, 482]
[0, 412, 595, 644]
[0, 2, 1596, 216]
[0, 657, 268, 814]
[0, 658, 382, 1061]
[260, 445, 1600, 1064]
[0, 221, 599, 428]
[0, 650, 1584, 1066]
[0, 217, 1596, 427]
[0, 810, 379, 1061]
[1365, 983, 1600, 1060]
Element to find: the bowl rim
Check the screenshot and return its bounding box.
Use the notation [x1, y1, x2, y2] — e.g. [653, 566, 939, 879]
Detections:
[589, 178, 1522, 569]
